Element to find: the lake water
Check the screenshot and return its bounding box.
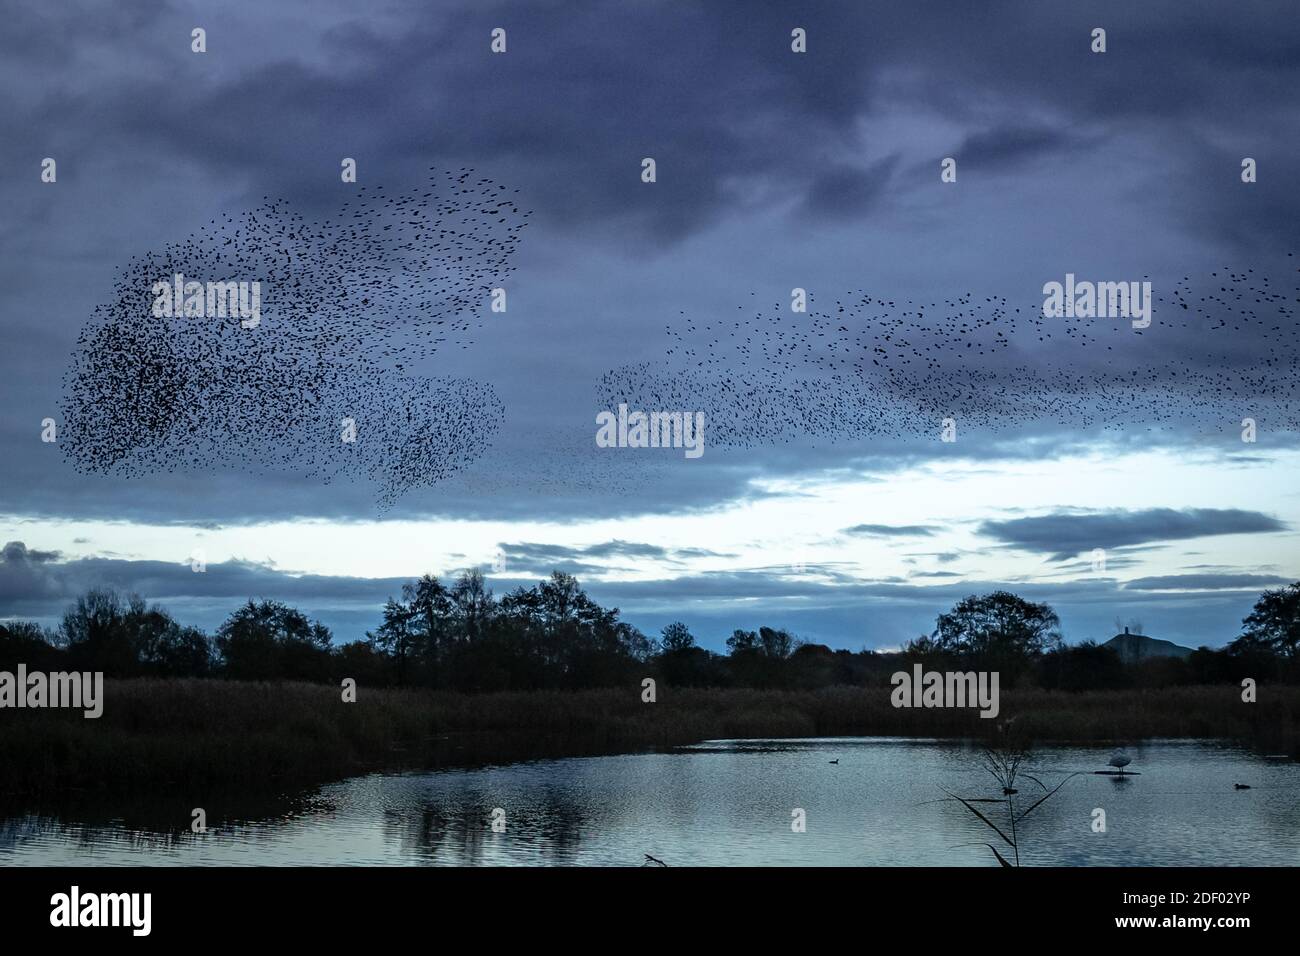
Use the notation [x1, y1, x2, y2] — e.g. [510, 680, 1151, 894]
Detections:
[3, 738, 1298, 866]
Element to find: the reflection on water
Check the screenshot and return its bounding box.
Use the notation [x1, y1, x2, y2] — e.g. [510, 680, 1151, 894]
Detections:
[3, 738, 1299, 866]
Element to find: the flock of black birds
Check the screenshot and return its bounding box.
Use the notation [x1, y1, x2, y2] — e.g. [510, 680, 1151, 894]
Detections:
[58, 164, 1297, 507]
[60, 169, 527, 507]
[599, 255, 1300, 450]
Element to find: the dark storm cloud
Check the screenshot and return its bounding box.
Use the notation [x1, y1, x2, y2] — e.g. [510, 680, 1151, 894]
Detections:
[0, 426, 1109, 525]
[0, 540, 410, 613]
[1163, 130, 1300, 252]
[0, 1, 884, 241]
[979, 508, 1289, 562]
[12, 1, 1295, 247]
[0, 535, 733, 626]
[953, 125, 1083, 170]
[800, 157, 897, 220]
[2, 541, 59, 565]
[0, 541, 68, 605]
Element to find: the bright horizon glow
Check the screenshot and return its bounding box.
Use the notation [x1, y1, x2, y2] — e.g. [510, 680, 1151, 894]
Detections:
[7, 446, 1296, 594]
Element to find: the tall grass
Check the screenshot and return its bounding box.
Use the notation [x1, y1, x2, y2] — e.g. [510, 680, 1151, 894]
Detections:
[1, 680, 1295, 801]
[943, 720, 1084, 866]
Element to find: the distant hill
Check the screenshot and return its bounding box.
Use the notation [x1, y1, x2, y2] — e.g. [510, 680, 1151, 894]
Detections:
[1103, 627, 1196, 665]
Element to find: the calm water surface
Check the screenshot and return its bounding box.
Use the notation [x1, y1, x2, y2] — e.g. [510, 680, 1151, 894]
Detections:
[4, 738, 1299, 866]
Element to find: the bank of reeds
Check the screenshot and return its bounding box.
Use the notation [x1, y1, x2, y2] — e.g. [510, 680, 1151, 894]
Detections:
[2, 680, 1296, 801]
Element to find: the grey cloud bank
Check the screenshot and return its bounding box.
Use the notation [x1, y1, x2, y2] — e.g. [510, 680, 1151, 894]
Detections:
[980, 508, 1289, 562]
[0, 540, 1276, 653]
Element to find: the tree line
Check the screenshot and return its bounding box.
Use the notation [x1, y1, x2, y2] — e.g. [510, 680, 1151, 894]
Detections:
[1, 573, 1298, 691]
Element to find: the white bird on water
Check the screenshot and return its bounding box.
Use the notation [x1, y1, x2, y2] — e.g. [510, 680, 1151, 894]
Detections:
[1109, 748, 1133, 775]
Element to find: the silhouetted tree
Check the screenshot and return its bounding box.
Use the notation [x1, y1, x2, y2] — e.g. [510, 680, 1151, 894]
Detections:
[61, 588, 140, 675]
[451, 569, 494, 643]
[144, 618, 214, 676]
[216, 599, 331, 681]
[58, 589, 214, 677]
[0, 621, 62, 670]
[1187, 645, 1233, 684]
[789, 642, 836, 688]
[368, 597, 418, 683]
[726, 629, 759, 653]
[408, 574, 454, 673]
[1232, 582, 1300, 658]
[21, 580, 1300, 694]
[933, 591, 1062, 681]
[333, 639, 391, 686]
[1038, 641, 1127, 691]
[758, 626, 794, 660]
[660, 622, 695, 652]
[659, 621, 721, 685]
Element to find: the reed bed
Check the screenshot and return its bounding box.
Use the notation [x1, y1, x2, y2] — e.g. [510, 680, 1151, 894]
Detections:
[2, 679, 1295, 800]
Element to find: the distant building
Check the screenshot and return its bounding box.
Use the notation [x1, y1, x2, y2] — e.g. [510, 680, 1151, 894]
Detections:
[1102, 626, 1195, 665]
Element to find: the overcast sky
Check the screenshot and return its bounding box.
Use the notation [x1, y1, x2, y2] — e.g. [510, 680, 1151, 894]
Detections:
[2, 0, 1298, 649]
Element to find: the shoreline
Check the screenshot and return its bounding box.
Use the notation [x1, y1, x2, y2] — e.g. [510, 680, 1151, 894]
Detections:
[2, 679, 1296, 806]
